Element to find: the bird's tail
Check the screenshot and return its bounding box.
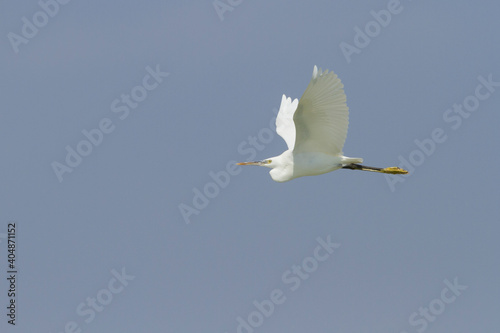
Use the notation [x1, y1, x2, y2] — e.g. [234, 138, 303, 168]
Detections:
[342, 163, 408, 175]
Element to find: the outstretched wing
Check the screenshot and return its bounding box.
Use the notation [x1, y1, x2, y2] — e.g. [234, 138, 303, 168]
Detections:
[275, 94, 299, 150]
[293, 66, 349, 155]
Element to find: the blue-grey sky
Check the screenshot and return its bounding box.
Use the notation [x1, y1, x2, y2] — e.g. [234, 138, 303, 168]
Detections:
[1, 1, 499, 332]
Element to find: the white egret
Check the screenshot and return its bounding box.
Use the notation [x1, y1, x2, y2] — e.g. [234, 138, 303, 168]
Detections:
[237, 66, 408, 182]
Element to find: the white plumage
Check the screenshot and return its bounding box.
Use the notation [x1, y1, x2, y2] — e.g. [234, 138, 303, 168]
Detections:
[237, 66, 408, 182]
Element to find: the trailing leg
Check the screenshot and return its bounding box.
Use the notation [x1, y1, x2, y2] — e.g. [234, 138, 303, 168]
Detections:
[342, 163, 408, 174]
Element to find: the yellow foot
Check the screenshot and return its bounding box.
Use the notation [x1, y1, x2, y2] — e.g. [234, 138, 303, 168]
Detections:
[380, 167, 409, 175]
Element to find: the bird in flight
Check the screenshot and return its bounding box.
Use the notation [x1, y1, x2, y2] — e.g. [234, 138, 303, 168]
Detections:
[237, 66, 408, 182]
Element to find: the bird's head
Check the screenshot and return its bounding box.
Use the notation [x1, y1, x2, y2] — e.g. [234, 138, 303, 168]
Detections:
[236, 152, 293, 182]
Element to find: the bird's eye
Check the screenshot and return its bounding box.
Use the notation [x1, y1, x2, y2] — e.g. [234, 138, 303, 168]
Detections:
[266, 160, 272, 164]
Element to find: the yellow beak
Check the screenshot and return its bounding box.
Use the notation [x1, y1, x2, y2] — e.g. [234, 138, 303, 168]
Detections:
[236, 161, 261, 166]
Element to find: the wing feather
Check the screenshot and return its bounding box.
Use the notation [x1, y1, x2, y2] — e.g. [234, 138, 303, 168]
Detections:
[275, 94, 299, 150]
[293, 66, 349, 155]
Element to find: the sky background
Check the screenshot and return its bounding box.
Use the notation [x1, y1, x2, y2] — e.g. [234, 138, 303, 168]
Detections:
[1, 1, 499, 332]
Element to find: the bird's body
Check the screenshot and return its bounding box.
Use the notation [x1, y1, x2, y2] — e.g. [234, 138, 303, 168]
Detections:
[266, 151, 362, 182]
[237, 66, 408, 182]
